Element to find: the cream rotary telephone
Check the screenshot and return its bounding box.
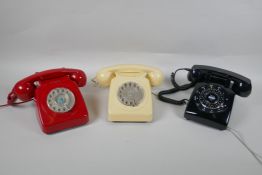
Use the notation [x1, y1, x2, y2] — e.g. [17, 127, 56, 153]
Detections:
[95, 64, 163, 122]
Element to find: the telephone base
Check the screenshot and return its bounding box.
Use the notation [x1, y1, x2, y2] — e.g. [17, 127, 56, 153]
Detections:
[108, 74, 153, 122]
[184, 83, 235, 130]
[35, 76, 89, 134]
[108, 113, 152, 122]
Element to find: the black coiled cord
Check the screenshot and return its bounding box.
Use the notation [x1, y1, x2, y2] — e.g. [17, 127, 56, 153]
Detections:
[158, 68, 196, 105]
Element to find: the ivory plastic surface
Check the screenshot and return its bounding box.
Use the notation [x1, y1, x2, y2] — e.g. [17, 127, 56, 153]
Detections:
[96, 64, 163, 122]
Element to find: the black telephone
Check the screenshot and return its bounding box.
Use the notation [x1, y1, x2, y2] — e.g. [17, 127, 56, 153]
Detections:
[158, 65, 252, 130]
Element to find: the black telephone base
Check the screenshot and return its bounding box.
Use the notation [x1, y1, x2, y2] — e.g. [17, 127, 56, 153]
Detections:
[184, 83, 235, 130]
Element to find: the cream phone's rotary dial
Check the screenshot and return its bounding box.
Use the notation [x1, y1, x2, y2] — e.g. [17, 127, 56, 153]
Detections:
[117, 82, 144, 107]
[47, 88, 75, 113]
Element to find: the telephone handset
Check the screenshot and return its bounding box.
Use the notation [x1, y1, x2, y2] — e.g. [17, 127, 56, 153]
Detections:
[7, 68, 89, 134]
[96, 64, 163, 87]
[158, 65, 252, 130]
[96, 64, 163, 122]
[187, 65, 252, 97]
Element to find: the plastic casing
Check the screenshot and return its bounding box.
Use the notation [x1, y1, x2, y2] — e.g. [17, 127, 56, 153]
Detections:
[35, 76, 88, 134]
[96, 64, 163, 122]
[109, 72, 152, 122]
[8, 68, 89, 134]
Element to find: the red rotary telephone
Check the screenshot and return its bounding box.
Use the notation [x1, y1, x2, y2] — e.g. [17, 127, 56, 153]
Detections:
[6, 68, 89, 134]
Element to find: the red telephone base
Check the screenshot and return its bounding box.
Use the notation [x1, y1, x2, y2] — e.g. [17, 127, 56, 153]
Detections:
[34, 76, 89, 134]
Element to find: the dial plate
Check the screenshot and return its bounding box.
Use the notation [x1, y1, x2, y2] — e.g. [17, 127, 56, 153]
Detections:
[47, 88, 75, 113]
[194, 84, 229, 113]
[117, 82, 144, 107]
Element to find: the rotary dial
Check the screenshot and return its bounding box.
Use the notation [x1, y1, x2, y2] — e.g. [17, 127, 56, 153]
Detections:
[117, 82, 144, 107]
[194, 84, 229, 113]
[47, 88, 75, 113]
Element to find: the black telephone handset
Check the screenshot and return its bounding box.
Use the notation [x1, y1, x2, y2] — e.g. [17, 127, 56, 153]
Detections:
[185, 65, 252, 130]
[188, 65, 252, 97]
[158, 65, 252, 130]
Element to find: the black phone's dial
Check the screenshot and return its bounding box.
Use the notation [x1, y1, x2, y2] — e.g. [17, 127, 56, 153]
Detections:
[193, 84, 229, 113]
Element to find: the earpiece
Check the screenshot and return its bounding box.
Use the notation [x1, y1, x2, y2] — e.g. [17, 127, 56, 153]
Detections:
[96, 71, 115, 87]
[147, 71, 163, 86]
[70, 71, 86, 87]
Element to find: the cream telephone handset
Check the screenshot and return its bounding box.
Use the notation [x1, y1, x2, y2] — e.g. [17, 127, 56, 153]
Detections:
[95, 64, 163, 122]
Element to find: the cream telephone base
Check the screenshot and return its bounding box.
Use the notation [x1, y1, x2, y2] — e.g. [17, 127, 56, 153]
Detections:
[96, 64, 163, 122]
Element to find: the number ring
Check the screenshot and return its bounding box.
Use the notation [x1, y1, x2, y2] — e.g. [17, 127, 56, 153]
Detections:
[47, 88, 75, 113]
[117, 82, 144, 107]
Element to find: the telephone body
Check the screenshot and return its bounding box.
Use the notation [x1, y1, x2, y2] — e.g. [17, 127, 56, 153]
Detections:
[185, 65, 252, 130]
[7, 68, 89, 134]
[96, 64, 163, 122]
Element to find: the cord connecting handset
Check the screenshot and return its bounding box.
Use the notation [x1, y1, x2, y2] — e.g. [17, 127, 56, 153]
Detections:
[158, 65, 252, 130]
[158, 68, 196, 105]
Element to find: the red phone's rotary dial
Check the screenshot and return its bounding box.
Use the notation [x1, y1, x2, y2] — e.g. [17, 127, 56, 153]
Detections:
[47, 88, 75, 113]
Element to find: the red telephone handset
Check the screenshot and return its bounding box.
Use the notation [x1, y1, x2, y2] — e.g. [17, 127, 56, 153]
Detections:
[7, 68, 89, 134]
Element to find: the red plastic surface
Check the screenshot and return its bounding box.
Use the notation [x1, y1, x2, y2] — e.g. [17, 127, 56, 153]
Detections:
[35, 76, 88, 134]
[8, 68, 86, 104]
[7, 68, 89, 134]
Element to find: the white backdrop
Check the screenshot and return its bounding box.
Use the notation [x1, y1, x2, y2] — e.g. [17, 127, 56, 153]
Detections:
[0, 1, 262, 175]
